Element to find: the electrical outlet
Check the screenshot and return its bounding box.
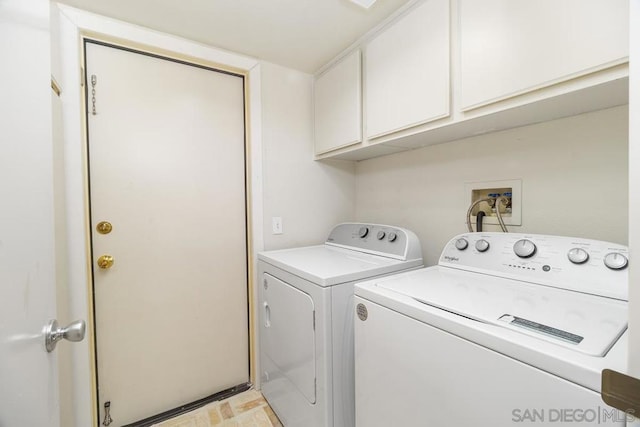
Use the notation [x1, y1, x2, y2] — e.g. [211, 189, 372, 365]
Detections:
[465, 179, 522, 226]
[272, 217, 283, 235]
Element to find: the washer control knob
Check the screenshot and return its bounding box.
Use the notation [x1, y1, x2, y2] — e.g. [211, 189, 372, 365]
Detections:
[475, 239, 490, 252]
[455, 238, 469, 250]
[387, 232, 397, 242]
[377, 231, 386, 240]
[358, 227, 369, 238]
[604, 252, 628, 270]
[514, 239, 536, 258]
[567, 248, 589, 264]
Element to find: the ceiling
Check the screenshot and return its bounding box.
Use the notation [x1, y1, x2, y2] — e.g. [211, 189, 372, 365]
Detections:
[56, 0, 411, 73]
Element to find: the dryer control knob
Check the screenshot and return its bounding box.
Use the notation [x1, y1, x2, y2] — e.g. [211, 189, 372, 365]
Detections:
[358, 227, 369, 238]
[567, 248, 589, 264]
[604, 252, 628, 270]
[387, 232, 397, 242]
[475, 239, 490, 252]
[455, 238, 469, 250]
[377, 231, 386, 240]
[514, 239, 536, 258]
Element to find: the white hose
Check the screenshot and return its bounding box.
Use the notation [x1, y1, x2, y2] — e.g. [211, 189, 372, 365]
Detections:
[494, 197, 509, 233]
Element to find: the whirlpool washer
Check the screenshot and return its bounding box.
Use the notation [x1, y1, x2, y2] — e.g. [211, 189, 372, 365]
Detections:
[355, 232, 629, 426]
[258, 223, 423, 427]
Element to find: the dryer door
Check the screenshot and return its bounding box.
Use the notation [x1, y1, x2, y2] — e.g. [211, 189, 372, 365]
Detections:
[262, 273, 316, 403]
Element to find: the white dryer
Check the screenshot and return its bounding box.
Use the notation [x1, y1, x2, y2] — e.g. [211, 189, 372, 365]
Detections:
[258, 223, 423, 427]
[355, 232, 630, 427]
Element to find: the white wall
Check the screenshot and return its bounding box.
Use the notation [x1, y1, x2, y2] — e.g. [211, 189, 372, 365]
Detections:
[356, 106, 628, 266]
[260, 62, 356, 250]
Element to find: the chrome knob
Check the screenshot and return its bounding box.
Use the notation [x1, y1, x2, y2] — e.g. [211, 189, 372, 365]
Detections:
[514, 239, 536, 258]
[455, 238, 469, 250]
[567, 248, 589, 264]
[44, 319, 86, 352]
[604, 252, 628, 270]
[475, 239, 490, 252]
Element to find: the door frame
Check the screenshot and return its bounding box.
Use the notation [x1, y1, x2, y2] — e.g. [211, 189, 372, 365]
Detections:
[53, 5, 265, 426]
[629, 0, 639, 379]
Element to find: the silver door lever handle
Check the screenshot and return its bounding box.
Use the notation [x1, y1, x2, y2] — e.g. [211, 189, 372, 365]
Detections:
[44, 319, 86, 352]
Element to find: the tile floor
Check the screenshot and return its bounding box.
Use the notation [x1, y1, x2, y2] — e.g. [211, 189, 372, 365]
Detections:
[152, 390, 282, 427]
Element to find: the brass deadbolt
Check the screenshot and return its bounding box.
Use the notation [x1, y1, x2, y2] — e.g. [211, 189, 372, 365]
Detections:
[96, 221, 113, 235]
[97, 255, 114, 269]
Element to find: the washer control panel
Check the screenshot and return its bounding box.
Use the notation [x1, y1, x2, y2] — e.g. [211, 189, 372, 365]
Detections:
[325, 223, 422, 261]
[440, 233, 628, 300]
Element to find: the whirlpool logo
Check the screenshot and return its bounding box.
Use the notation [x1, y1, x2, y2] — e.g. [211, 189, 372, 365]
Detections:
[444, 256, 459, 262]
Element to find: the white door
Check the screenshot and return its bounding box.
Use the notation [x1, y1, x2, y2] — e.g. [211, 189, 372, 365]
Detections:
[85, 42, 249, 425]
[0, 0, 60, 426]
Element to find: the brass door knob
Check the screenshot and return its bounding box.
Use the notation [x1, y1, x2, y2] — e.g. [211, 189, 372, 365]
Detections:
[97, 255, 114, 269]
[96, 221, 113, 235]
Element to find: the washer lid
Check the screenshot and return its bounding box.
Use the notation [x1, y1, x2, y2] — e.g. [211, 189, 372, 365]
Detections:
[258, 245, 422, 286]
[377, 267, 627, 356]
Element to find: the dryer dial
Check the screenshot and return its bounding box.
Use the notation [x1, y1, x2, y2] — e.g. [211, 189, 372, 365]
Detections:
[604, 252, 628, 270]
[377, 231, 386, 240]
[514, 239, 536, 258]
[387, 232, 398, 242]
[359, 227, 369, 238]
[455, 238, 469, 250]
[567, 248, 589, 264]
[475, 239, 490, 252]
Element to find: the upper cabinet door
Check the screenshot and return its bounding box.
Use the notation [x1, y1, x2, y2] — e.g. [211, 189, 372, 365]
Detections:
[459, 0, 629, 110]
[365, 0, 450, 140]
[314, 49, 362, 155]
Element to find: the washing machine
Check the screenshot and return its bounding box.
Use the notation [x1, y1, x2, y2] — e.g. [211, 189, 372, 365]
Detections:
[258, 223, 423, 427]
[354, 232, 630, 427]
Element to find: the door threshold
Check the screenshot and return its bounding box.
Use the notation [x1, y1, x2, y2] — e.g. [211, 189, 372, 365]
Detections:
[122, 382, 252, 427]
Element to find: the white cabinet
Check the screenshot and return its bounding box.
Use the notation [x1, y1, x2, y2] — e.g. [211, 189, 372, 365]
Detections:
[365, 0, 450, 139]
[314, 49, 362, 155]
[459, 0, 629, 110]
[314, 0, 628, 161]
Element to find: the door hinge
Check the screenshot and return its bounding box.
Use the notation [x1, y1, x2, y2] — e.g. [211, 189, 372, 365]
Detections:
[51, 77, 61, 97]
[81, 67, 85, 87]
